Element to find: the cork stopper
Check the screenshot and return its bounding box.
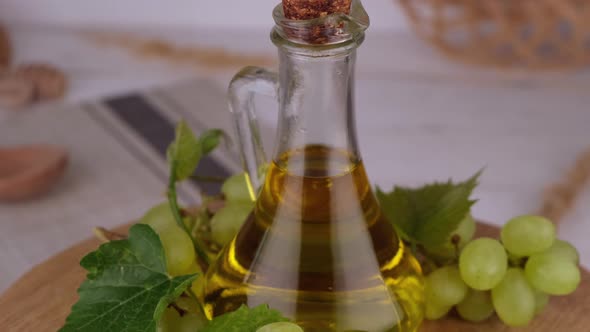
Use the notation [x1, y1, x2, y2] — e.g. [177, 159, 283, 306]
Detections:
[283, 0, 353, 20]
[276, 0, 366, 45]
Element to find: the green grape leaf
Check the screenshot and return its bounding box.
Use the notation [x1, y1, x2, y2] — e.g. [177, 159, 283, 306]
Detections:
[167, 121, 225, 181]
[167, 121, 201, 181]
[376, 171, 480, 251]
[201, 305, 290, 332]
[200, 129, 226, 155]
[60, 224, 198, 332]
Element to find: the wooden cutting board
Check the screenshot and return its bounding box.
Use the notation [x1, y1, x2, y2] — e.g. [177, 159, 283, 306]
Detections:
[0, 222, 588, 331]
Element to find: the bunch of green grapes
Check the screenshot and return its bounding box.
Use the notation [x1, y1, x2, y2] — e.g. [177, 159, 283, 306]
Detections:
[425, 215, 582, 327]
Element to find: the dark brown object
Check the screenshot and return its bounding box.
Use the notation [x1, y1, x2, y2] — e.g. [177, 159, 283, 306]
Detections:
[283, 0, 353, 20]
[0, 26, 10, 69]
[0, 222, 588, 331]
[0, 145, 68, 201]
[0, 74, 35, 109]
[15, 64, 68, 100]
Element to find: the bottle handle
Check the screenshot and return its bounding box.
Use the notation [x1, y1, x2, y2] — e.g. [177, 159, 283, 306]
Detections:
[228, 66, 279, 194]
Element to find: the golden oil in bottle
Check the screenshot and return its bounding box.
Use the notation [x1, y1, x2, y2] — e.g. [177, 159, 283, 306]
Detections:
[202, 145, 425, 332]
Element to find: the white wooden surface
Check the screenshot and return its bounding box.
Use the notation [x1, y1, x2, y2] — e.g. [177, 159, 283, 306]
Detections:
[0, 24, 589, 293]
[0, 0, 406, 31]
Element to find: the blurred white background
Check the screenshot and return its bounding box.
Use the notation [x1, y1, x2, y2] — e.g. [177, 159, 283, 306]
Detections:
[0, 0, 407, 31]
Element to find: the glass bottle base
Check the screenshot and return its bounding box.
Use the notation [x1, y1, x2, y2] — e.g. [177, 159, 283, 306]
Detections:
[201, 146, 425, 331]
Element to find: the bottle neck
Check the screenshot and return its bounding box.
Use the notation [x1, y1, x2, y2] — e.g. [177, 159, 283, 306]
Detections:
[272, 47, 360, 171]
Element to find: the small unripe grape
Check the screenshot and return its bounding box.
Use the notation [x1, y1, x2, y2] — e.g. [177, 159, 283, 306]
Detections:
[256, 322, 304, 332]
[501, 215, 556, 256]
[459, 238, 508, 290]
[543, 240, 579, 264]
[159, 226, 196, 276]
[492, 268, 535, 327]
[425, 300, 451, 320]
[425, 266, 468, 307]
[222, 173, 254, 202]
[525, 253, 581, 296]
[456, 289, 494, 323]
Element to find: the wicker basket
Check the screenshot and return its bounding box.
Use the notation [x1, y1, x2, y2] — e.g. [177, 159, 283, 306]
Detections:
[399, 0, 590, 69]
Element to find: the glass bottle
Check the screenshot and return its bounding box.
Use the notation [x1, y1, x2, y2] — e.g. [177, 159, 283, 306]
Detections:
[202, 1, 425, 331]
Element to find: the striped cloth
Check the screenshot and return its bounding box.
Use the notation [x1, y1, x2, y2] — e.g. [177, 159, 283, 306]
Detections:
[0, 79, 256, 292]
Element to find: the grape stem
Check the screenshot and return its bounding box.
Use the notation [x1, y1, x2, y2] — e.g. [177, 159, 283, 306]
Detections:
[93, 227, 127, 243]
[169, 302, 186, 316]
[415, 244, 439, 274]
[452, 235, 461, 260]
[509, 255, 528, 268]
[168, 161, 210, 316]
[168, 160, 211, 272]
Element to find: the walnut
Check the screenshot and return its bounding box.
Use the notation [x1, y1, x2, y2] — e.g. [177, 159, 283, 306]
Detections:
[15, 64, 67, 100]
[0, 73, 35, 109]
[0, 26, 10, 69]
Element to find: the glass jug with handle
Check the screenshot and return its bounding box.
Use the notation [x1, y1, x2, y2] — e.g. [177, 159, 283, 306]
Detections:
[202, 1, 425, 331]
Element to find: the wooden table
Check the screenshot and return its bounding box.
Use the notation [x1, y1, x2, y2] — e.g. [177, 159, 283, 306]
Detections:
[0, 222, 588, 331]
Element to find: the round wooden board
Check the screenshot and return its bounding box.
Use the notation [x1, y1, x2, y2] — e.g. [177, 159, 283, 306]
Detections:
[0, 223, 588, 331]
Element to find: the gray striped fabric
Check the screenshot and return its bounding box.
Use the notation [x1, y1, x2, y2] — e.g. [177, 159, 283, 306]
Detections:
[0, 79, 246, 293]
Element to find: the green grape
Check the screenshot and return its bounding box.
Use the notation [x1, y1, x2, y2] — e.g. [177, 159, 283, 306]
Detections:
[256, 322, 304, 332]
[533, 289, 549, 315]
[456, 289, 494, 323]
[544, 239, 580, 264]
[425, 266, 468, 307]
[525, 253, 581, 295]
[222, 173, 254, 202]
[190, 275, 206, 297]
[140, 202, 192, 233]
[159, 226, 196, 276]
[501, 215, 556, 256]
[175, 297, 202, 314]
[141, 203, 196, 276]
[181, 312, 207, 330]
[210, 202, 253, 246]
[425, 299, 451, 320]
[491, 268, 536, 327]
[159, 307, 207, 332]
[454, 213, 477, 246]
[427, 214, 476, 260]
[459, 238, 508, 290]
[158, 308, 179, 332]
[140, 202, 177, 234]
[181, 261, 202, 276]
